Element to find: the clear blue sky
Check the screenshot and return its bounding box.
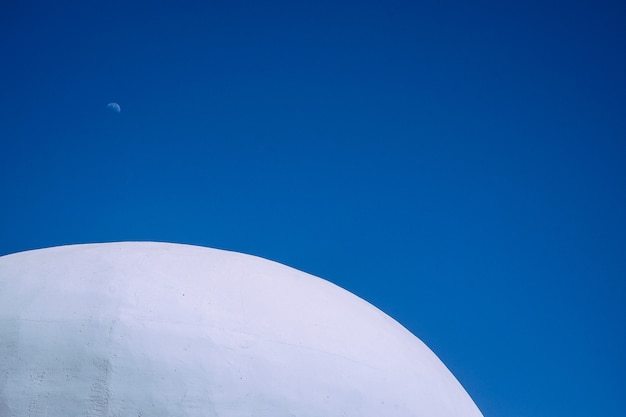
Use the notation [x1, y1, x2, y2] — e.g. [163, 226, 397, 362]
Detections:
[1, 1, 625, 415]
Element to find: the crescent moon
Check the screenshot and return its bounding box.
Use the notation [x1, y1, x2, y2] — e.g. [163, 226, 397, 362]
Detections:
[107, 102, 121, 113]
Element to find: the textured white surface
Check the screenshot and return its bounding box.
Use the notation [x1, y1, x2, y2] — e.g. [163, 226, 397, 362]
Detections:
[0, 242, 483, 416]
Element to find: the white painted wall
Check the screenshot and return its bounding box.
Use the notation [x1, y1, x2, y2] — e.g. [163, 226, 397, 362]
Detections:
[0, 242, 483, 417]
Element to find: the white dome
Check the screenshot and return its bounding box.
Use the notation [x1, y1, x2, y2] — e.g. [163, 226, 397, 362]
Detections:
[0, 242, 483, 417]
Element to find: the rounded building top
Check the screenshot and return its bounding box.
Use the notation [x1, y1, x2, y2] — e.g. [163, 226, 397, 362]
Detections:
[0, 242, 482, 417]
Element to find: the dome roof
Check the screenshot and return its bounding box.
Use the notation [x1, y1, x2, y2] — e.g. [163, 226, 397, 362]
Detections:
[0, 242, 482, 417]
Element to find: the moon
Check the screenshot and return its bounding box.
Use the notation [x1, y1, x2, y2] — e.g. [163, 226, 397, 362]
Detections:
[107, 102, 121, 113]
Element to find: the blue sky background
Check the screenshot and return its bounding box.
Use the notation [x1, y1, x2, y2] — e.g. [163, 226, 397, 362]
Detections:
[1, 1, 625, 415]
